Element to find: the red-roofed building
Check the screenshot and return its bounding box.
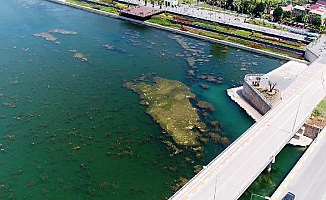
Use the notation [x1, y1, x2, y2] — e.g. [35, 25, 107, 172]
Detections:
[282, 3, 293, 12]
[309, 4, 320, 10]
[316, 0, 326, 7]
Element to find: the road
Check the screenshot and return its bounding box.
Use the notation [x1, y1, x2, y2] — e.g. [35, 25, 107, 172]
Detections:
[169, 58, 326, 199]
[120, 0, 306, 40]
[271, 126, 326, 200]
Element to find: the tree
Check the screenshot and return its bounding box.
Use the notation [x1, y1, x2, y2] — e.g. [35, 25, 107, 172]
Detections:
[248, 3, 256, 16]
[295, 14, 304, 23]
[227, 0, 234, 10]
[312, 16, 322, 28]
[243, 1, 250, 14]
[273, 6, 283, 22]
[303, 14, 309, 28]
[254, 2, 265, 17]
[268, 81, 277, 92]
[158, 0, 163, 8]
[283, 11, 291, 19]
[233, 0, 242, 12]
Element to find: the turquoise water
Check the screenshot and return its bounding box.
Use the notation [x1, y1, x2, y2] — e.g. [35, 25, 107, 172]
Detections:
[0, 0, 303, 199]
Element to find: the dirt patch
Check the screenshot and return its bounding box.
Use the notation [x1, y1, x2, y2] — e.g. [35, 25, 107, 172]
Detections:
[306, 116, 326, 128]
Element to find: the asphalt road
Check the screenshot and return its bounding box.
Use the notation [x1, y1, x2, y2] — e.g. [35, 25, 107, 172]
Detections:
[169, 58, 326, 199]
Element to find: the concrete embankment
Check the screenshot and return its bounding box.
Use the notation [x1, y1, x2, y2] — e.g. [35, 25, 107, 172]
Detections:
[45, 0, 307, 62]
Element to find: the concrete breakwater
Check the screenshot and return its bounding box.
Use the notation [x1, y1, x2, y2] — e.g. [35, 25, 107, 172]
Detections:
[45, 0, 307, 62]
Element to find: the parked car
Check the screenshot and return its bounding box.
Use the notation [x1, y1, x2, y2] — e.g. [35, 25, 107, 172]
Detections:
[282, 192, 295, 200]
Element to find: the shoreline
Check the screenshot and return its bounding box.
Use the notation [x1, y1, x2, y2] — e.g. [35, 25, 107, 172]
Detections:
[44, 0, 308, 63]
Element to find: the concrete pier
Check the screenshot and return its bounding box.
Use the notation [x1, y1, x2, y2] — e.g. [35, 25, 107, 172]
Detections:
[227, 60, 309, 121]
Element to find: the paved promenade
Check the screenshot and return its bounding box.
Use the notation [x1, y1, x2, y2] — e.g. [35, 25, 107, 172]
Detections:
[169, 57, 326, 199]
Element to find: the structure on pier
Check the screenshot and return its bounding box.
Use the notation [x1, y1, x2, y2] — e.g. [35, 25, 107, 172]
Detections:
[120, 6, 163, 20]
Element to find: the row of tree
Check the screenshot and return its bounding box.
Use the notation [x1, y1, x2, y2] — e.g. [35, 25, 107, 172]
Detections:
[203, 0, 323, 28]
[273, 6, 322, 27]
[205, 0, 267, 17]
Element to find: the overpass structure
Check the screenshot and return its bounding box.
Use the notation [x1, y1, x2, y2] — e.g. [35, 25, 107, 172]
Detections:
[271, 127, 326, 200]
[169, 57, 326, 200]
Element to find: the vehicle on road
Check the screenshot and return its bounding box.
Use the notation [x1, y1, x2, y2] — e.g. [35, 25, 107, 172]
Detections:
[282, 192, 295, 200]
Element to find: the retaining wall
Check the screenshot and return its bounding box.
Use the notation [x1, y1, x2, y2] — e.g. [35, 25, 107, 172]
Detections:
[242, 78, 273, 115]
[304, 48, 319, 63]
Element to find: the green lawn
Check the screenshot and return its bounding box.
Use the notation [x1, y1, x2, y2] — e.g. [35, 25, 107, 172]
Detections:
[313, 98, 326, 118]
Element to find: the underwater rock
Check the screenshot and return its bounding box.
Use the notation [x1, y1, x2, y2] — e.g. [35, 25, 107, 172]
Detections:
[188, 70, 195, 76]
[163, 140, 183, 155]
[2, 102, 17, 108]
[103, 44, 115, 50]
[199, 84, 209, 89]
[70, 50, 88, 62]
[207, 132, 230, 146]
[33, 32, 57, 41]
[185, 157, 194, 164]
[172, 177, 188, 192]
[193, 165, 203, 174]
[49, 29, 77, 35]
[196, 101, 215, 112]
[186, 57, 196, 67]
[197, 75, 207, 80]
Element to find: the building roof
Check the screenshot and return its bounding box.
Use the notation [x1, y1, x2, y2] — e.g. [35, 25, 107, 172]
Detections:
[309, 4, 320, 10]
[282, 4, 293, 12]
[120, 6, 163, 20]
[317, 0, 326, 6]
[294, 5, 306, 11]
[309, 8, 326, 16]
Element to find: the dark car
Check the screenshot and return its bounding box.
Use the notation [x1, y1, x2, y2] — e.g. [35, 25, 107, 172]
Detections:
[282, 192, 295, 200]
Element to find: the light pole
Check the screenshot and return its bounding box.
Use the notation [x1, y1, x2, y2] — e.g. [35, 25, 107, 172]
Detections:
[213, 174, 218, 200]
[291, 94, 302, 133]
[250, 193, 271, 200]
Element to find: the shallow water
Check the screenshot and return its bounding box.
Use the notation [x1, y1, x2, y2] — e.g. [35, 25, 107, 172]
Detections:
[0, 0, 303, 199]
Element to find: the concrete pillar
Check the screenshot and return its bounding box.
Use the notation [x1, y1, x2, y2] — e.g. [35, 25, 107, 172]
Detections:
[266, 162, 272, 172]
[266, 156, 275, 172]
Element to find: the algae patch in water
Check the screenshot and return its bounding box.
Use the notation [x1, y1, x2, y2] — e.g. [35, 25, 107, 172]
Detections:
[125, 77, 205, 146]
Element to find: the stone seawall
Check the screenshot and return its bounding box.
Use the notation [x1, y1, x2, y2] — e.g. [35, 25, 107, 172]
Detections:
[45, 0, 307, 62]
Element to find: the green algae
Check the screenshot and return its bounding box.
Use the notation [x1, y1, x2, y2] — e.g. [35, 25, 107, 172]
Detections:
[125, 77, 206, 146]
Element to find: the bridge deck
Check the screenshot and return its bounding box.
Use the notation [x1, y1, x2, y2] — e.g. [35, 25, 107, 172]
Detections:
[169, 58, 326, 200]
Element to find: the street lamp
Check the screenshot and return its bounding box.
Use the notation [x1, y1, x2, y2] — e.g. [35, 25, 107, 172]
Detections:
[291, 94, 302, 133]
[250, 193, 271, 200]
[213, 174, 217, 200]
